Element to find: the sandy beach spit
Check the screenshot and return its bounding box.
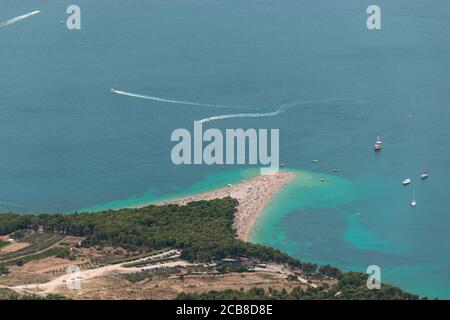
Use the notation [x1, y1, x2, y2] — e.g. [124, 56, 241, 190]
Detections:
[158, 170, 295, 242]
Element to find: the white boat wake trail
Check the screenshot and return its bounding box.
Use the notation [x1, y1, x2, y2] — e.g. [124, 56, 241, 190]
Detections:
[111, 89, 361, 123]
[0, 11, 40, 29]
[111, 89, 245, 109]
[198, 98, 356, 123]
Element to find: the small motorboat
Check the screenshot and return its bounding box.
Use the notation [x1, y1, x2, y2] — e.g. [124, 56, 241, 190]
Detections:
[226, 184, 233, 187]
[312, 159, 319, 163]
[402, 178, 412, 185]
[111, 88, 118, 93]
[421, 171, 429, 179]
[411, 192, 417, 207]
[320, 178, 326, 182]
[374, 136, 382, 151]
[333, 168, 339, 173]
[280, 163, 285, 168]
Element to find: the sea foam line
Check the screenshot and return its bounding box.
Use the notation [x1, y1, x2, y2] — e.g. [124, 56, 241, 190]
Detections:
[197, 98, 354, 123]
[0, 10, 41, 29]
[111, 89, 245, 109]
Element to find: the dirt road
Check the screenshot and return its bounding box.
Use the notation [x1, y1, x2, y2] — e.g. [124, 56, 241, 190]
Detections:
[11, 250, 193, 296]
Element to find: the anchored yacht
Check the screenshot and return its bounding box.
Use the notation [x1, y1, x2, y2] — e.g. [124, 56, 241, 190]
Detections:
[374, 136, 382, 151]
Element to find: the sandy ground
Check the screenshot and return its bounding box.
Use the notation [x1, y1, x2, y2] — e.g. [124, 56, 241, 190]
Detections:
[158, 170, 294, 241]
[0, 238, 65, 264]
[6, 255, 327, 298]
[0, 257, 81, 287]
[0, 242, 30, 254]
[48, 271, 307, 300]
[4, 256, 332, 299]
[10, 250, 191, 296]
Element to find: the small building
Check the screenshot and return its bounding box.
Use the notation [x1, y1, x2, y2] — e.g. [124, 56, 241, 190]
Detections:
[0, 236, 15, 243]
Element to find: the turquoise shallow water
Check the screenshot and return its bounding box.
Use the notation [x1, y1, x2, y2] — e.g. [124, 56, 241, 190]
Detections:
[1, 0, 449, 298]
[250, 170, 450, 299]
[76, 168, 260, 212]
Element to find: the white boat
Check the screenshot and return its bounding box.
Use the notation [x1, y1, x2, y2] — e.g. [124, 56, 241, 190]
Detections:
[402, 178, 412, 185]
[374, 136, 382, 151]
[226, 184, 233, 187]
[421, 171, 429, 179]
[111, 88, 118, 93]
[312, 159, 319, 163]
[411, 192, 417, 207]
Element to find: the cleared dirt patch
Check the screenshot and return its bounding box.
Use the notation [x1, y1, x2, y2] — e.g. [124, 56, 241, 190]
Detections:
[0, 257, 75, 286]
[0, 242, 30, 254]
[54, 271, 307, 300]
[17, 257, 74, 274]
[0, 271, 52, 287]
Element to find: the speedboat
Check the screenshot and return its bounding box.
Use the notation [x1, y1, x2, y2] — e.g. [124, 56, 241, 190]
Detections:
[402, 178, 412, 185]
[374, 136, 382, 151]
[411, 192, 417, 207]
[111, 88, 118, 93]
[421, 171, 429, 179]
[312, 159, 319, 163]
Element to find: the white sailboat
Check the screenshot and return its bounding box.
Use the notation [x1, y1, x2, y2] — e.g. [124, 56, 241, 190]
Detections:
[411, 192, 417, 207]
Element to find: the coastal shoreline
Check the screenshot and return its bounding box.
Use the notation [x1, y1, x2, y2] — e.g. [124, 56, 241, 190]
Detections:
[156, 170, 295, 241]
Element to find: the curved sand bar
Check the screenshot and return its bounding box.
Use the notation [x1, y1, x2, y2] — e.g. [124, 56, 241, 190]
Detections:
[158, 170, 294, 241]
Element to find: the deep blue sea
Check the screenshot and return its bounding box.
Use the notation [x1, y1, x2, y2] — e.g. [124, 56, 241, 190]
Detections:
[1, 0, 449, 298]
